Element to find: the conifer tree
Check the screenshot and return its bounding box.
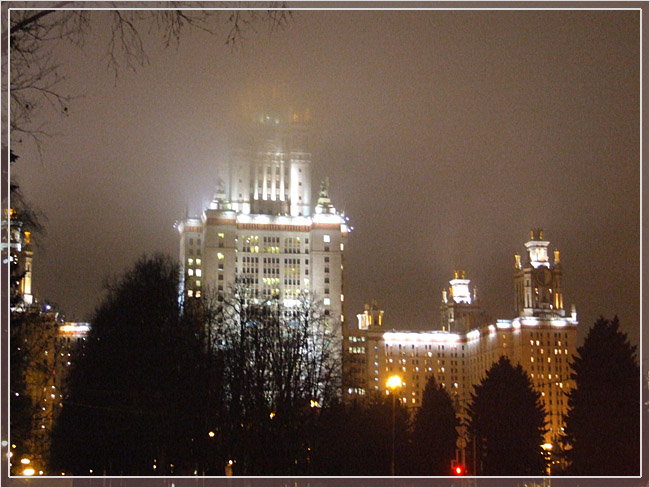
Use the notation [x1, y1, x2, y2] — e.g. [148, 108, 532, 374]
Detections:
[467, 356, 547, 476]
[563, 316, 640, 475]
[411, 375, 459, 475]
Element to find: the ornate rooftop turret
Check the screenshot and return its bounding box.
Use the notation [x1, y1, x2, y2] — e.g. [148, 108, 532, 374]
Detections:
[315, 177, 336, 215]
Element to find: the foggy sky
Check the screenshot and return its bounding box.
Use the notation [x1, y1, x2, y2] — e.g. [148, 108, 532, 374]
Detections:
[11, 8, 642, 350]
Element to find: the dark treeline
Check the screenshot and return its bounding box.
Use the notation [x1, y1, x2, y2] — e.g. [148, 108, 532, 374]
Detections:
[44, 255, 641, 477]
[47, 255, 456, 476]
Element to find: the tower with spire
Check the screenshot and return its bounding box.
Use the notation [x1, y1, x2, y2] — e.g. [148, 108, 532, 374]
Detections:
[513, 228, 566, 318]
[440, 270, 488, 333]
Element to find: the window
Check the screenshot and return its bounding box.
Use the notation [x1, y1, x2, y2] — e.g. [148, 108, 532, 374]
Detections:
[324, 298, 331, 306]
[196, 269, 202, 277]
[324, 235, 331, 243]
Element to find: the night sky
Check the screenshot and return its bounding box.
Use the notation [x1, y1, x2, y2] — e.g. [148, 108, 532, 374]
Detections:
[11, 8, 641, 350]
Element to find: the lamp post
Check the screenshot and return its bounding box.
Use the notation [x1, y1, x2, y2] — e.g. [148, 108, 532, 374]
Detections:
[386, 375, 402, 476]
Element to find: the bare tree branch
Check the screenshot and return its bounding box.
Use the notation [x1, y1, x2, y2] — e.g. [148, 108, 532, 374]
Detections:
[5, 4, 292, 156]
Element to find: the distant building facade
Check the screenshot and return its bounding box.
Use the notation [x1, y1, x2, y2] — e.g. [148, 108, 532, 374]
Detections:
[3, 208, 34, 310]
[343, 230, 578, 446]
[177, 108, 350, 339]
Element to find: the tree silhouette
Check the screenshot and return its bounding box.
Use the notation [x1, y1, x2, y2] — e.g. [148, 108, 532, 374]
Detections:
[309, 395, 410, 476]
[411, 375, 459, 475]
[467, 356, 547, 476]
[563, 316, 640, 475]
[50, 255, 215, 476]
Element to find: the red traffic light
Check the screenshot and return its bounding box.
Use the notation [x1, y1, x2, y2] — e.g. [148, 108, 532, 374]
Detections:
[453, 465, 464, 476]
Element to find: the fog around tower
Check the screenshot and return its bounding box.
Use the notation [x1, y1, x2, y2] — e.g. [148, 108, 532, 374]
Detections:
[10, 9, 641, 351]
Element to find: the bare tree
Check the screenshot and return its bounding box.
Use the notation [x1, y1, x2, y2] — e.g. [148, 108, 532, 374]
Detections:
[209, 282, 340, 475]
[3, 3, 291, 153]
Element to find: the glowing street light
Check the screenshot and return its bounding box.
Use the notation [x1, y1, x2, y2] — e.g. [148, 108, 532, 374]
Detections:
[387, 375, 402, 390]
[386, 375, 402, 476]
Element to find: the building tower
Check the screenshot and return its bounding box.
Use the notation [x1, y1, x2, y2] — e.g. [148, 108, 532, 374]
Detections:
[177, 107, 350, 341]
[440, 270, 487, 333]
[229, 108, 312, 217]
[3, 208, 34, 310]
[513, 228, 564, 317]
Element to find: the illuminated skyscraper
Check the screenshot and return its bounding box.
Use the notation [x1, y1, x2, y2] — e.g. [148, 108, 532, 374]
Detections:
[177, 108, 350, 339]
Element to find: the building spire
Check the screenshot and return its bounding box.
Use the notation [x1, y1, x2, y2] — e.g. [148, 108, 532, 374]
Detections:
[315, 177, 335, 214]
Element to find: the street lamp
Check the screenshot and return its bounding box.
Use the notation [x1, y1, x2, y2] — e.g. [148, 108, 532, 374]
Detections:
[386, 375, 402, 476]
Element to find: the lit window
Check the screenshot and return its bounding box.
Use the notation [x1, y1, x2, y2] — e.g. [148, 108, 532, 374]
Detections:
[188, 269, 194, 276]
[217, 253, 224, 259]
[324, 298, 331, 306]
[188, 258, 194, 265]
[196, 269, 202, 277]
[196, 259, 201, 265]
[324, 235, 330, 243]
[188, 290, 194, 297]
[340, 243, 344, 251]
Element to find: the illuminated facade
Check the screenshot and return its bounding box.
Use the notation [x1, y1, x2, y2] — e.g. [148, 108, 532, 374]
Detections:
[10, 314, 89, 475]
[3, 208, 34, 310]
[344, 230, 578, 445]
[177, 109, 350, 338]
